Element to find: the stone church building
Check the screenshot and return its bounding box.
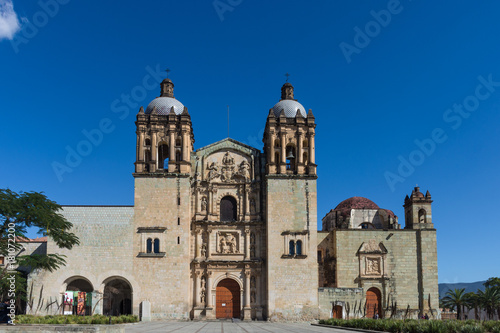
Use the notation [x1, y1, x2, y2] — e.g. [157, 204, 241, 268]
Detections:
[23, 79, 439, 321]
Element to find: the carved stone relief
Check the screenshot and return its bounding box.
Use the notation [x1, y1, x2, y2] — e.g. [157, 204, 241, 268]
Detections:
[205, 151, 252, 183]
[218, 232, 239, 254]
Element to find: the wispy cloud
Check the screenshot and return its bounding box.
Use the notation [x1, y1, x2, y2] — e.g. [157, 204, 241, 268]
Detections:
[0, 0, 21, 41]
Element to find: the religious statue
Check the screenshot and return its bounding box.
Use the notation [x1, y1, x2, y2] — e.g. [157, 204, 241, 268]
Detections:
[222, 152, 234, 165]
[250, 276, 256, 288]
[200, 289, 206, 304]
[201, 196, 207, 211]
[251, 291, 256, 303]
[250, 198, 256, 214]
[201, 276, 206, 290]
[220, 235, 227, 253]
[200, 244, 207, 257]
[207, 162, 219, 181]
[239, 160, 251, 181]
[227, 234, 237, 253]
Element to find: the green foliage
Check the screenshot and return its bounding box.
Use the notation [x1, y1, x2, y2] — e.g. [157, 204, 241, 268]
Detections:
[0, 189, 80, 300]
[442, 288, 467, 319]
[15, 314, 138, 325]
[319, 318, 500, 333]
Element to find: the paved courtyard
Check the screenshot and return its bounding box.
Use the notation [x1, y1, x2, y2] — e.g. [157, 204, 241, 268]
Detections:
[125, 321, 342, 333]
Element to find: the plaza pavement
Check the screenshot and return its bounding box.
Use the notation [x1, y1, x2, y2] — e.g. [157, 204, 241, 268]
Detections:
[125, 320, 344, 333]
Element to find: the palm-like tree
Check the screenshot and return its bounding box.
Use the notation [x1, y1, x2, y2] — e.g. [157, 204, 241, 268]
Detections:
[442, 288, 467, 320]
[477, 287, 500, 320]
[464, 292, 480, 320]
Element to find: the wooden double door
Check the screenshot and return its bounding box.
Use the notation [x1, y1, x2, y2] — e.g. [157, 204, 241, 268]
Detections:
[216, 279, 241, 319]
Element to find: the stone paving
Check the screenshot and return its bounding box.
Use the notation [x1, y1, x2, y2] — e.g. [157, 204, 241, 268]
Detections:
[125, 321, 344, 333]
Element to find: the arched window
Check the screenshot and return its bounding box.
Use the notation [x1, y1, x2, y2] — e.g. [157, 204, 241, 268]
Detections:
[220, 196, 237, 222]
[145, 139, 151, 146]
[175, 137, 181, 147]
[158, 144, 169, 169]
[274, 139, 280, 148]
[153, 238, 160, 253]
[275, 152, 280, 165]
[175, 150, 182, 162]
[303, 139, 309, 148]
[296, 240, 302, 255]
[286, 145, 296, 171]
[418, 209, 426, 223]
[146, 238, 152, 253]
[303, 152, 308, 165]
[289, 240, 295, 255]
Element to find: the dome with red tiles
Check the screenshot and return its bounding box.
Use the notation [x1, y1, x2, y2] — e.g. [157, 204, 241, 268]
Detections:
[335, 197, 380, 211]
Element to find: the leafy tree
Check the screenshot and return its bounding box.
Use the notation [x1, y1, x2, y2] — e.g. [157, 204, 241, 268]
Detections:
[441, 288, 467, 320]
[0, 189, 80, 302]
[464, 292, 480, 320]
[483, 278, 500, 319]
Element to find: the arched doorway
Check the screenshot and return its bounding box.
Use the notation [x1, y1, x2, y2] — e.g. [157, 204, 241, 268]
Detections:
[65, 277, 94, 316]
[216, 279, 240, 319]
[103, 278, 132, 316]
[366, 287, 382, 319]
[220, 196, 237, 222]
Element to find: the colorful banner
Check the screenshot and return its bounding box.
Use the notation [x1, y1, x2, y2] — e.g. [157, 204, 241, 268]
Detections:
[63, 292, 74, 315]
[77, 292, 86, 315]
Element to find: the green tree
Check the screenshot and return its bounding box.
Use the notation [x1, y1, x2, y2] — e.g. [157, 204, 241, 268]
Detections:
[483, 278, 500, 319]
[0, 189, 80, 303]
[441, 288, 467, 320]
[477, 287, 500, 320]
[464, 292, 480, 320]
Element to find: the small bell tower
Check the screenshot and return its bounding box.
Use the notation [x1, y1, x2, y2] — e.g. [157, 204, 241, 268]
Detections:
[404, 186, 434, 229]
[263, 82, 316, 175]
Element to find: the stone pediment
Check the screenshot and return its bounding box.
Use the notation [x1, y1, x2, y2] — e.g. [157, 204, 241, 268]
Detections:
[193, 138, 261, 184]
[358, 239, 387, 254]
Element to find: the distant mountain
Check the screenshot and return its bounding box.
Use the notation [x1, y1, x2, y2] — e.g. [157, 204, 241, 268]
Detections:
[439, 281, 486, 299]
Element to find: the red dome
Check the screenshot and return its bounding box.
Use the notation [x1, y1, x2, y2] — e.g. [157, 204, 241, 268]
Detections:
[335, 197, 380, 210]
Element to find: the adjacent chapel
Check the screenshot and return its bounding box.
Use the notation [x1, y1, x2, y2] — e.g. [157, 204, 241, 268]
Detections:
[23, 78, 439, 321]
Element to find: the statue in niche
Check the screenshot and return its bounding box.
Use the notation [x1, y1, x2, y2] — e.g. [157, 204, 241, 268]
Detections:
[239, 160, 251, 181]
[366, 258, 381, 274]
[201, 276, 206, 289]
[201, 196, 207, 211]
[200, 244, 207, 257]
[207, 162, 219, 181]
[250, 276, 256, 288]
[250, 233, 255, 245]
[222, 152, 235, 165]
[250, 245, 256, 258]
[251, 291, 256, 303]
[200, 289, 206, 304]
[250, 198, 256, 214]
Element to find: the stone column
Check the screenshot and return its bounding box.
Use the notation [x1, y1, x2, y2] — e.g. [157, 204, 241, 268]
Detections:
[194, 271, 200, 307]
[256, 274, 263, 320]
[244, 228, 250, 260]
[270, 133, 275, 163]
[208, 188, 213, 215]
[280, 132, 286, 164]
[206, 271, 215, 319]
[244, 269, 251, 320]
[244, 187, 250, 219]
[182, 130, 189, 161]
[297, 131, 304, 174]
[195, 229, 201, 259]
[206, 229, 212, 259]
[309, 132, 315, 164]
[151, 131, 157, 172]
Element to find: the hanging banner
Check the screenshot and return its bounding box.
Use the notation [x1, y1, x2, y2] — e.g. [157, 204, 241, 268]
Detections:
[77, 292, 86, 315]
[63, 292, 74, 315]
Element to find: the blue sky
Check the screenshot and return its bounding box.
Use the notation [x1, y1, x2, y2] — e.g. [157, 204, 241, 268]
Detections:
[1, 0, 499, 284]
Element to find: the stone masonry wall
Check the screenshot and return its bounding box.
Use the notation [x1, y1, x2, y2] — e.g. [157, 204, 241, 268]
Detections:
[266, 177, 318, 320]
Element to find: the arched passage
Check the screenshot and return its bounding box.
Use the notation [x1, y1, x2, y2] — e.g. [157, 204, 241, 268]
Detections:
[103, 278, 132, 316]
[216, 278, 240, 319]
[220, 196, 237, 222]
[366, 287, 382, 319]
[64, 277, 94, 316]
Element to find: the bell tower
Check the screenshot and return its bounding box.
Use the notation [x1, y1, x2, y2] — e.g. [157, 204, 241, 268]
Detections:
[404, 186, 433, 229]
[263, 82, 316, 175]
[134, 78, 194, 174]
[263, 81, 319, 319]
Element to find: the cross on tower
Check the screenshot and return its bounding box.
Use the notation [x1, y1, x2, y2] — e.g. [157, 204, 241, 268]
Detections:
[165, 68, 171, 78]
[285, 73, 290, 82]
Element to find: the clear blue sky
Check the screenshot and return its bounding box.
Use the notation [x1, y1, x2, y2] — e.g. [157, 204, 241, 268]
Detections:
[1, 0, 499, 284]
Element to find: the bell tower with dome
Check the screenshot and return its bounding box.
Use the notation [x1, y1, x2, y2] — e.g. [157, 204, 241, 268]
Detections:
[134, 78, 194, 174]
[131, 78, 194, 318]
[263, 82, 319, 319]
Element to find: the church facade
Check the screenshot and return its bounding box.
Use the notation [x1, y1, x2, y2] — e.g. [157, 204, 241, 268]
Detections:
[23, 79, 439, 321]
